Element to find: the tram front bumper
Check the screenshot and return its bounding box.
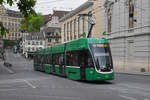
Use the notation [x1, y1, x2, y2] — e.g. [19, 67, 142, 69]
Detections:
[94, 72, 114, 80]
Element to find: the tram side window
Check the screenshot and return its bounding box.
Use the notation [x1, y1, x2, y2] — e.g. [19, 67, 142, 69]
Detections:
[34, 55, 37, 64]
[52, 54, 59, 65]
[43, 55, 47, 64]
[66, 51, 79, 66]
[78, 51, 85, 67]
[59, 54, 64, 65]
[38, 55, 41, 64]
[87, 53, 94, 67]
[41, 55, 45, 64]
[52, 54, 56, 65]
[66, 52, 70, 66]
[77, 50, 94, 67]
[40, 55, 44, 64]
[45, 55, 48, 64]
[37, 55, 40, 64]
[46, 55, 51, 64]
[66, 50, 94, 67]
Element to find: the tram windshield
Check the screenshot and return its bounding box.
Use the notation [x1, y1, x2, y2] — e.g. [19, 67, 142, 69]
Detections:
[90, 44, 113, 72]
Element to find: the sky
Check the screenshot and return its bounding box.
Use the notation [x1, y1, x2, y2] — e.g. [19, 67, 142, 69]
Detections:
[5, 0, 88, 15]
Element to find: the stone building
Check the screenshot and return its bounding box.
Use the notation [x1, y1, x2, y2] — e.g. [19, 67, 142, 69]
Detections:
[60, 1, 94, 43]
[22, 32, 46, 58]
[60, 0, 102, 43]
[43, 27, 61, 47]
[41, 10, 69, 47]
[0, 5, 22, 40]
[101, 0, 150, 72]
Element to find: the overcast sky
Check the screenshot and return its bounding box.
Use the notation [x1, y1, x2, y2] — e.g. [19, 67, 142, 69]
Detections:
[5, 0, 88, 15]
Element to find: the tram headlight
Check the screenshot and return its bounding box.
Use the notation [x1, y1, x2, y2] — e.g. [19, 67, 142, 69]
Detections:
[90, 71, 94, 74]
[105, 75, 109, 78]
[102, 66, 105, 68]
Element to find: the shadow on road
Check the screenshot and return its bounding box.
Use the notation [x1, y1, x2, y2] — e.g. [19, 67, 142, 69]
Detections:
[76, 80, 115, 85]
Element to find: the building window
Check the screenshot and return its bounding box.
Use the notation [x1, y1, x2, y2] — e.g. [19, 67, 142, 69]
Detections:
[74, 19, 76, 39]
[35, 41, 38, 45]
[32, 41, 35, 45]
[56, 33, 58, 36]
[36, 48, 38, 51]
[32, 47, 35, 51]
[12, 33, 14, 36]
[78, 17, 81, 38]
[84, 16, 88, 34]
[67, 22, 69, 41]
[82, 17, 85, 33]
[107, 8, 112, 33]
[40, 41, 42, 45]
[48, 39, 51, 42]
[70, 21, 72, 40]
[128, 0, 134, 30]
[64, 24, 66, 42]
[55, 38, 59, 42]
[28, 41, 30, 45]
[28, 47, 30, 51]
[47, 32, 51, 35]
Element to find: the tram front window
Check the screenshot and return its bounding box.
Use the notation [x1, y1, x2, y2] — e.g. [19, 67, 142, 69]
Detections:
[90, 44, 113, 72]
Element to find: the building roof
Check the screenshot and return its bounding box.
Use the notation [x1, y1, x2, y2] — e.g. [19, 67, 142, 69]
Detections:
[60, 1, 93, 22]
[52, 10, 70, 19]
[26, 32, 45, 40]
[43, 14, 52, 24]
[42, 27, 61, 38]
[7, 9, 22, 18]
[42, 10, 69, 25]
[44, 27, 61, 33]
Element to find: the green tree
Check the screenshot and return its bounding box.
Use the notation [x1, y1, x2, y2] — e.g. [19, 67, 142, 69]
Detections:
[21, 13, 44, 32]
[0, 0, 36, 35]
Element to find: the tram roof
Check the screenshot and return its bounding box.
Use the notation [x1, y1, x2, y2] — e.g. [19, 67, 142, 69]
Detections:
[37, 38, 108, 54]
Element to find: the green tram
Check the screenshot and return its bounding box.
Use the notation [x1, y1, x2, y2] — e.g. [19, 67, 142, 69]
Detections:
[33, 38, 114, 81]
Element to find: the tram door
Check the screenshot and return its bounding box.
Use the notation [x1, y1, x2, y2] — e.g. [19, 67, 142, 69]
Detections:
[79, 51, 87, 80]
[59, 54, 64, 75]
[52, 54, 56, 73]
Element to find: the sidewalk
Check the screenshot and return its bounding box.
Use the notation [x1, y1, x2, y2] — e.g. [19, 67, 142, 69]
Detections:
[0, 61, 14, 74]
[115, 70, 150, 76]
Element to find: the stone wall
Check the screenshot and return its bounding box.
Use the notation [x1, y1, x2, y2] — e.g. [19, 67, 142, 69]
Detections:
[101, 0, 150, 72]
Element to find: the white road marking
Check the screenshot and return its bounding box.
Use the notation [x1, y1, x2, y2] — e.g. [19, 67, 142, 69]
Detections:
[0, 77, 49, 84]
[23, 80, 36, 89]
[119, 95, 138, 100]
[0, 79, 23, 84]
[1, 93, 85, 100]
[0, 88, 20, 91]
[144, 99, 149, 100]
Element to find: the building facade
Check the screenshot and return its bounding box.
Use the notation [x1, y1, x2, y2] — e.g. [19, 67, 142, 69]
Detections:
[22, 32, 46, 58]
[41, 10, 69, 46]
[60, 1, 94, 43]
[0, 5, 22, 40]
[60, 0, 102, 43]
[42, 27, 61, 47]
[101, 0, 150, 72]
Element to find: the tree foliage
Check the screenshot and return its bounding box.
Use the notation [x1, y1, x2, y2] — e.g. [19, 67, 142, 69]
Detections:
[0, 0, 36, 35]
[21, 13, 44, 32]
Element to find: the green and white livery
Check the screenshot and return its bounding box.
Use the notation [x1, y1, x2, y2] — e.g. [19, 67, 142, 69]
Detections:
[34, 38, 114, 81]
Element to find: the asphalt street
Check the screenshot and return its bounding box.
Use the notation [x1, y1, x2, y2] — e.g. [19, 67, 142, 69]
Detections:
[0, 49, 150, 100]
